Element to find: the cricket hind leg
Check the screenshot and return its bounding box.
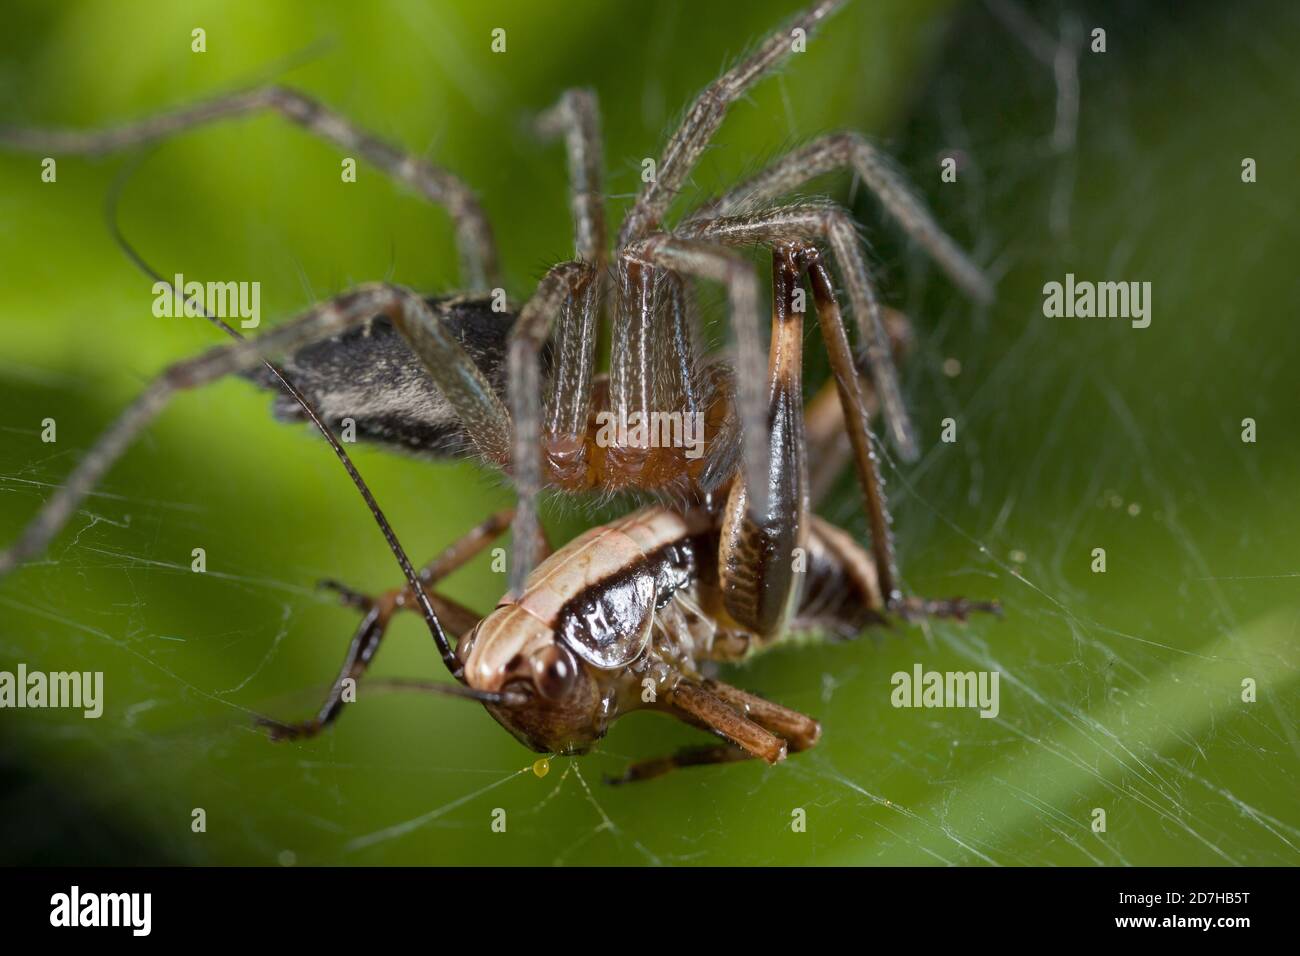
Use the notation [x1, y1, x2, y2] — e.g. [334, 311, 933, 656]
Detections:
[714, 245, 811, 642]
[255, 589, 484, 742]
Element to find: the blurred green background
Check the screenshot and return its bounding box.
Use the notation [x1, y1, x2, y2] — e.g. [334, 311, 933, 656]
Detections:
[1, 0, 1296, 865]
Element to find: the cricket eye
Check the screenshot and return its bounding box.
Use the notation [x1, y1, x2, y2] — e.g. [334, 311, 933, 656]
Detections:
[532, 645, 578, 700]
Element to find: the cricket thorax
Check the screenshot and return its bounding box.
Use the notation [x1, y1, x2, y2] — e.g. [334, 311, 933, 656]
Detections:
[461, 507, 720, 753]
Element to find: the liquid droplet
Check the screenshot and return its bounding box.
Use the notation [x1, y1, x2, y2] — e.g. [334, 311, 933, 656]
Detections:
[532, 757, 550, 778]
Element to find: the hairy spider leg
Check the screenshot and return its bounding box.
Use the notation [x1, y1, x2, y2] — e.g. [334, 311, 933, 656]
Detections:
[618, 0, 847, 245]
[536, 88, 608, 269]
[689, 131, 993, 306]
[506, 262, 598, 594]
[0, 85, 498, 289]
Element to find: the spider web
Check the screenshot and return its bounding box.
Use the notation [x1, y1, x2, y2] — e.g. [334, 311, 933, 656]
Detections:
[0, 0, 1297, 866]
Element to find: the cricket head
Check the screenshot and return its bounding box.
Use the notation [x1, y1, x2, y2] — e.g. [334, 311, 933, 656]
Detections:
[458, 609, 608, 755]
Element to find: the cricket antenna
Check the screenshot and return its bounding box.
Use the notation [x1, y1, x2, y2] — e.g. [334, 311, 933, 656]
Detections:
[104, 155, 464, 680]
[362, 679, 528, 707]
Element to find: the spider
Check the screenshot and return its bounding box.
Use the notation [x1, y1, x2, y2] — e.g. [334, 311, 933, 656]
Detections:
[0, 0, 991, 688]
